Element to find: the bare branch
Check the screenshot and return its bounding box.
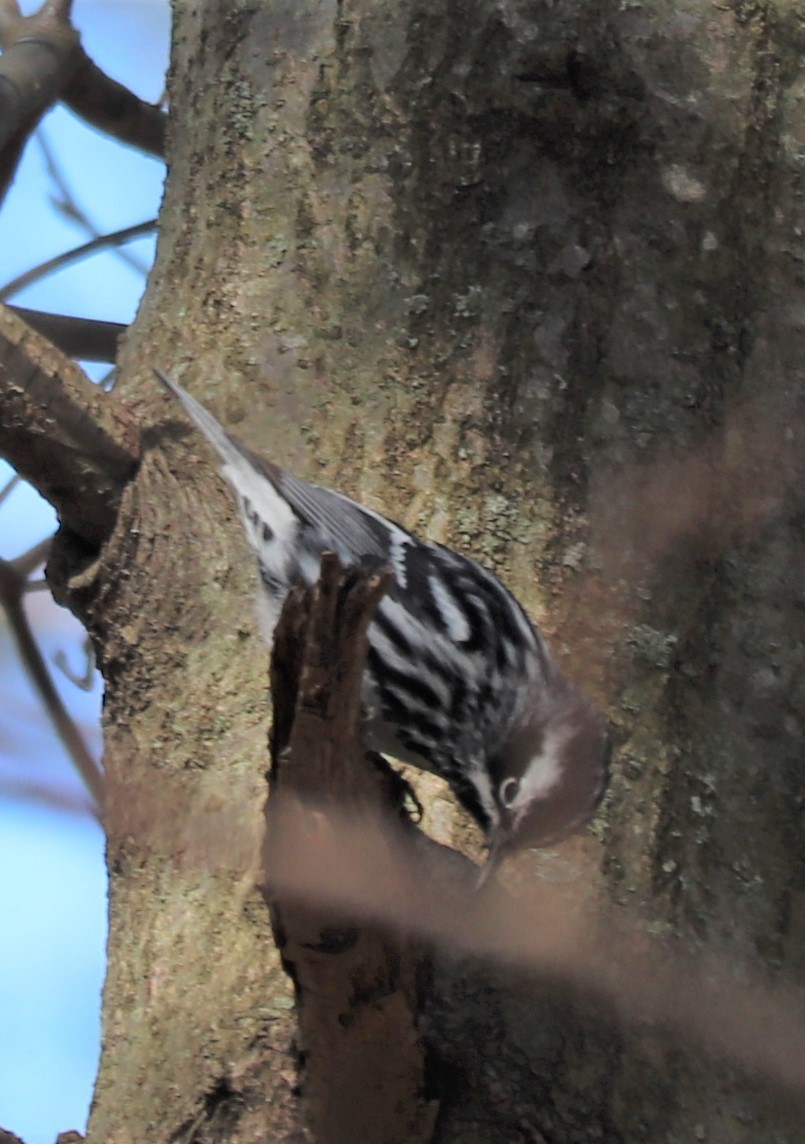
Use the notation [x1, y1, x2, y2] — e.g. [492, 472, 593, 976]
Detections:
[0, 218, 157, 303]
[0, 0, 164, 205]
[0, 776, 96, 817]
[39, 0, 73, 20]
[55, 1129, 85, 1144]
[0, 2, 23, 41]
[37, 131, 150, 276]
[0, 1126, 26, 1144]
[0, 304, 139, 547]
[0, 470, 20, 505]
[0, 2, 81, 153]
[0, 0, 81, 202]
[0, 130, 25, 205]
[13, 535, 51, 579]
[54, 633, 95, 691]
[0, 552, 103, 805]
[61, 54, 166, 159]
[25, 577, 50, 592]
[8, 305, 124, 363]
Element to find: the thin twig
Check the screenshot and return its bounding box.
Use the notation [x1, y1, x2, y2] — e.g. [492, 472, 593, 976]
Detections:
[0, 470, 20, 506]
[37, 130, 150, 276]
[0, 218, 157, 302]
[0, 776, 95, 817]
[0, 553, 103, 805]
[54, 633, 95, 691]
[14, 535, 51, 578]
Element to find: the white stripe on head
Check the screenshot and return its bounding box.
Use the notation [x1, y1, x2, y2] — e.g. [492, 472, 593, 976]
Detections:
[513, 721, 569, 810]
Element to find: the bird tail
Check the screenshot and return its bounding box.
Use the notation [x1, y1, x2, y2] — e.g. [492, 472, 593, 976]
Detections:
[154, 369, 241, 468]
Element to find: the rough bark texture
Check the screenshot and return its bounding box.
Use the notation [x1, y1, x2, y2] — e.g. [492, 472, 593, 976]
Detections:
[0, 304, 139, 547]
[52, 1, 805, 1140]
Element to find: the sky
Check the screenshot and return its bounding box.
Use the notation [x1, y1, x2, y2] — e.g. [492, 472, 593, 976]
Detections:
[0, 3, 169, 1140]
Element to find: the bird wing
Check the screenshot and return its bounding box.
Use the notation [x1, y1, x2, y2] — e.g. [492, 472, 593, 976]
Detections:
[155, 369, 412, 570]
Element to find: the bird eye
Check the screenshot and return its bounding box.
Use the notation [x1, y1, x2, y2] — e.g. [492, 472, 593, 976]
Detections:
[499, 777, 520, 808]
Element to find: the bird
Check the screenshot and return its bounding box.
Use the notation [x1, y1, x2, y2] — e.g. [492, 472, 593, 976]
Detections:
[156, 369, 610, 871]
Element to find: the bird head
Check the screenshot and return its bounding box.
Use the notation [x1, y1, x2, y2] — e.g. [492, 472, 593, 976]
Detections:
[483, 683, 610, 876]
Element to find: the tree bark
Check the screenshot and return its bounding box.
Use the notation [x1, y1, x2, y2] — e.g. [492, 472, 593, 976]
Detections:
[35, 1, 805, 1140]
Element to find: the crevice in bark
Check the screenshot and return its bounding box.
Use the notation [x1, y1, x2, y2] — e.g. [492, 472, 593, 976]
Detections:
[171, 1077, 244, 1144]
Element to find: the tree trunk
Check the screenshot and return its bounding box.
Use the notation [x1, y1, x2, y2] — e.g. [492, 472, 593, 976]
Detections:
[50, 1, 804, 1140]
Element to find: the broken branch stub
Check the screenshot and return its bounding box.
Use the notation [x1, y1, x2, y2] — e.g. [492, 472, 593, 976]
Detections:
[268, 552, 394, 809]
[263, 554, 437, 1144]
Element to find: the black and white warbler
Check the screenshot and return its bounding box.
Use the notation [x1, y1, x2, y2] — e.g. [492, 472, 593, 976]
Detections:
[156, 370, 610, 870]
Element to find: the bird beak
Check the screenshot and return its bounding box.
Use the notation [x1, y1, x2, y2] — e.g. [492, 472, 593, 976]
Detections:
[475, 830, 510, 890]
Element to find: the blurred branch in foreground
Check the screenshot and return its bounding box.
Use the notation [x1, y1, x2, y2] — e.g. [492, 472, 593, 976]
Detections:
[256, 553, 805, 1141]
[267, 798, 805, 1099]
[0, 776, 96, 817]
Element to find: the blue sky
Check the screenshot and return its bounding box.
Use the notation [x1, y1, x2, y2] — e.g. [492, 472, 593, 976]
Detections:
[0, 3, 168, 1140]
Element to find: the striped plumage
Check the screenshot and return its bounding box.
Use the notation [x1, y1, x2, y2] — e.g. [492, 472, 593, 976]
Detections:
[157, 371, 610, 868]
